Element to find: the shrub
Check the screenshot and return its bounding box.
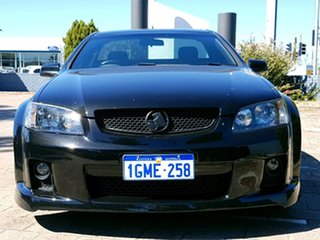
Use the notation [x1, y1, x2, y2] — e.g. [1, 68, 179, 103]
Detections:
[238, 41, 292, 86]
[239, 41, 319, 101]
[278, 83, 320, 101]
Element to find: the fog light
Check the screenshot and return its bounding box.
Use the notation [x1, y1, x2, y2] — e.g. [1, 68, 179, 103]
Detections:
[265, 158, 282, 176]
[34, 162, 50, 180]
[266, 158, 280, 171]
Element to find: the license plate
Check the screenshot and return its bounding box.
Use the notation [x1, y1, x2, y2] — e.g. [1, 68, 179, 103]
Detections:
[122, 154, 194, 181]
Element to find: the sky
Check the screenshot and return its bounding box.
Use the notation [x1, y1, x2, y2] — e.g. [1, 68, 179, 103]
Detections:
[0, 0, 316, 48]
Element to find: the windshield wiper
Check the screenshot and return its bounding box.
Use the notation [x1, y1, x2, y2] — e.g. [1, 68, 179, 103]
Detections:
[136, 63, 156, 66]
[204, 62, 222, 66]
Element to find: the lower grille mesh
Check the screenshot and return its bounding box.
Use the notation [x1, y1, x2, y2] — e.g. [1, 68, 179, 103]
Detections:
[86, 173, 231, 200]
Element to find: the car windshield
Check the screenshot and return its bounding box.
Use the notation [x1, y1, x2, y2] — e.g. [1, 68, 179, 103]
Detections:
[71, 32, 238, 69]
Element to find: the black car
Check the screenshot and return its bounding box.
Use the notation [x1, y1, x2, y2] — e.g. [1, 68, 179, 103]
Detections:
[14, 29, 301, 212]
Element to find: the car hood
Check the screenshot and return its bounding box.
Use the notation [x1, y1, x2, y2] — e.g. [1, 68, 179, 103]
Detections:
[36, 66, 280, 117]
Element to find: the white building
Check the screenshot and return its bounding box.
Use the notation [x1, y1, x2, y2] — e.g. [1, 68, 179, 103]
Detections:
[148, 0, 210, 30]
[0, 37, 63, 72]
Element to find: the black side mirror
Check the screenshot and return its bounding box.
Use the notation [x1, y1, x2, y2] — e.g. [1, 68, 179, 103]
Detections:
[40, 63, 61, 77]
[248, 59, 268, 73]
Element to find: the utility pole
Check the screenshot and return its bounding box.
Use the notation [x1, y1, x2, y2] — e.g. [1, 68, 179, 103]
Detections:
[218, 13, 237, 47]
[131, 0, 149, 29]
[265, 0, 278, 48]
[293, 37, 298, 63]
[313, 0, 319, 77]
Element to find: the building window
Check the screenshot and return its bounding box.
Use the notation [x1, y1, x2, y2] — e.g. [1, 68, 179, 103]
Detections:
[0, 51, 61, 72]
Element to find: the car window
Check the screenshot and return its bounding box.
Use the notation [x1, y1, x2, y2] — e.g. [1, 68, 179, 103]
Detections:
[71, 33, 237, 69]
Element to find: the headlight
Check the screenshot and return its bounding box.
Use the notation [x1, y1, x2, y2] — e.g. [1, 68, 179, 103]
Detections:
[25, 102, 84, 135]
[232, 99, 289, 133]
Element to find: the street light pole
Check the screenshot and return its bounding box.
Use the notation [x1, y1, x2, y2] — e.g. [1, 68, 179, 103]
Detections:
[313, 0, 319, 77]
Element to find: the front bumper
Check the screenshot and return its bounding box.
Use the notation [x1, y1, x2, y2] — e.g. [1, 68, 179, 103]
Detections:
[14, 115, 301, 212]
[15, 179, 300, 212]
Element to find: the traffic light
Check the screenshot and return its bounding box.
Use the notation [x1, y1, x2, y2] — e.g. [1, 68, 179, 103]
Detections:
[298, 42, 307, 55]
[301, 43, 306, 55]
[286, 43, 292, 53]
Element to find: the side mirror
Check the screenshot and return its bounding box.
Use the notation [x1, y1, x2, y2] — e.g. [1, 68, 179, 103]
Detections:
[40, 63, 61, 77]
[248, 59, 268, 73]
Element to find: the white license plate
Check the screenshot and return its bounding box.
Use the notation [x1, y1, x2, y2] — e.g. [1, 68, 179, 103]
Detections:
[122, 154, 194, 181]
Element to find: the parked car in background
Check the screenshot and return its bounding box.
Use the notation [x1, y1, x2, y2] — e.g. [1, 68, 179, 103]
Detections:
[20, 65, 41, 74]
[0, 66, 15, 73]
[14, 29, 301, 213]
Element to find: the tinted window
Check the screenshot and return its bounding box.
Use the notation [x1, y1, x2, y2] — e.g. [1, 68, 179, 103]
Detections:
[71, 33, 237, 69]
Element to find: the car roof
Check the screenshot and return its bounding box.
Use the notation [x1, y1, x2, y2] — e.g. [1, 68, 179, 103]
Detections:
[92, 29, 216, 39]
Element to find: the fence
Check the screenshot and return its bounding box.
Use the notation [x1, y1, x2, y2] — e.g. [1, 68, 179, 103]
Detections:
[0, 73, 50, 92]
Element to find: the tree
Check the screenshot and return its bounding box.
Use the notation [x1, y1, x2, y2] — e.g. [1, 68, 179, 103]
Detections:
[63, 19, 98, 61]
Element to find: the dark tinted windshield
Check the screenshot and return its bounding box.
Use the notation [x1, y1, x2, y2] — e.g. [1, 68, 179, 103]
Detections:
[71, 33, 237, 69]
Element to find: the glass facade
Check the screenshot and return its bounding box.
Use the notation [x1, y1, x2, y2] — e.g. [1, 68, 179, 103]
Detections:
[0, 51, 62, 72]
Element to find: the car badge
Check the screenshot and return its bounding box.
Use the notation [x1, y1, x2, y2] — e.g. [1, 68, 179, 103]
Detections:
[145, 111, 169, 133]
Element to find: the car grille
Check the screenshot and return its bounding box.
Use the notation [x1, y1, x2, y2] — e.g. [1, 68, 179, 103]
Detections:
[95, 108, 219, 135]
[86, 173, 231, 200]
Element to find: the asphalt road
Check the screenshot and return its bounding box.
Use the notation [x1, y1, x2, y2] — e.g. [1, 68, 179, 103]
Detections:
[0, 92, 320, 240]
